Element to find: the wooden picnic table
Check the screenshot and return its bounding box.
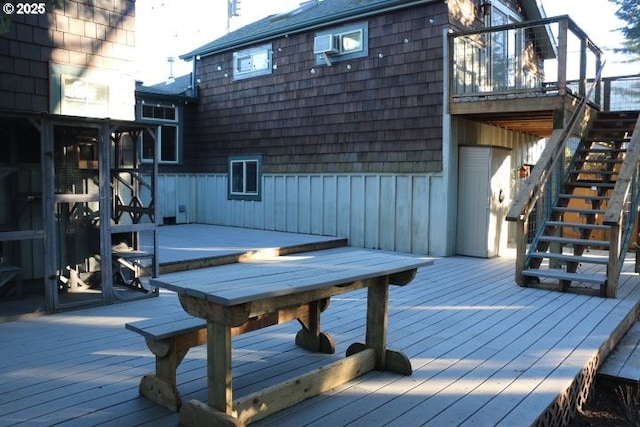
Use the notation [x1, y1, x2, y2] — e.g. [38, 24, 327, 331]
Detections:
[150, 247, 432, 426]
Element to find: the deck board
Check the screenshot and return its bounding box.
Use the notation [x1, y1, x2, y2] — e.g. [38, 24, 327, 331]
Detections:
[599, 320, 640, 381]
[1, 234, 639, 426]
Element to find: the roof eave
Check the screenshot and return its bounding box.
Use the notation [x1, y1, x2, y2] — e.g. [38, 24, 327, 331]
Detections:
[180, 0, 436, 60]
[135, 90, 198, 103]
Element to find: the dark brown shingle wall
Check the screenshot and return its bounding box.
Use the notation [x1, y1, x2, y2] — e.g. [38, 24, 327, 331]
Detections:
[0, 0, 135, 112]
[183, 3, 447, 175]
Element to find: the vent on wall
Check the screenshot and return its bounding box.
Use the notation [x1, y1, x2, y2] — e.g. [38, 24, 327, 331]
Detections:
[313, 34, 339, 55]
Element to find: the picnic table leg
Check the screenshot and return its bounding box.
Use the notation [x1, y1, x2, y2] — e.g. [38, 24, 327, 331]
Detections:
[180, 322, 244, 427]
[346, 276, 412, 375]
[295, 298, 335, 354]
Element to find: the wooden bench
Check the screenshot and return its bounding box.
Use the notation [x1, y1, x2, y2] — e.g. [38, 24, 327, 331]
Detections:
[126, 301, 330, 412]
[126, 313, 207, 412]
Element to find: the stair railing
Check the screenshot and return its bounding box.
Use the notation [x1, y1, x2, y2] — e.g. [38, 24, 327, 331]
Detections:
[602, 114, 640, 297]
[506, 66, 605, 285]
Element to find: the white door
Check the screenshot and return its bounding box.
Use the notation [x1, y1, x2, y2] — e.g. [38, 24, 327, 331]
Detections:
[457, 146, 511, 257]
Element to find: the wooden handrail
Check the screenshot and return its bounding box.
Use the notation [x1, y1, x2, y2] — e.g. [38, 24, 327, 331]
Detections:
[603, 115, 640, 225]
[506, 62, 606, 223]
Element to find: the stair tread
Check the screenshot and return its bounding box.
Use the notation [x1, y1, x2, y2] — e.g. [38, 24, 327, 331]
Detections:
[567, 182, 616, 188]
[538, 235, 610, 246]
[570, 170, 618, 175]
[522, 268, 607, 284]
[552, 207, 606, 215]
[558, 194, 610, 200]
[577, 148, 627, 152]
[528, 251, 609, 264]
[546, 221, 611, 230]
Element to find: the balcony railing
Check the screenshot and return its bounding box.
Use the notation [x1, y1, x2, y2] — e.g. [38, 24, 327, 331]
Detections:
[601, 75, 640, 111]
[449, 16, 603, 107]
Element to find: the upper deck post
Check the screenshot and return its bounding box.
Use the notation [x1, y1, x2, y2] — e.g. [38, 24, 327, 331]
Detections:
[557, 18, 568, 96]
[579, 36, 587, 97]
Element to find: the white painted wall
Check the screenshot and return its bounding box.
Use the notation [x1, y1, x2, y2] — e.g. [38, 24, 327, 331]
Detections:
[156, 172, 447, 255]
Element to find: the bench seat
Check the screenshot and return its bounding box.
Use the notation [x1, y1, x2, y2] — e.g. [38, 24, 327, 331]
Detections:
[126, 313, 207, 412]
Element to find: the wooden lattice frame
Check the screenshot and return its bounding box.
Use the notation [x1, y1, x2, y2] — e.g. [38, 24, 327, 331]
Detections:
[534, 355, 599, 426]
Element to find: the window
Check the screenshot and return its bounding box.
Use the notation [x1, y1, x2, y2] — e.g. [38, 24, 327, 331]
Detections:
[340, 29, 363, 54]
[138, 103, 180, 164]
[233, 44, 272, 80]
[315, 22, 368, 65]
[141, 104, 176, 121]
[228, 155, 262, 201]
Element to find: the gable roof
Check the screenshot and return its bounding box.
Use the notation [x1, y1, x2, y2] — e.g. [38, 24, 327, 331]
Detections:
[179, 0, 435, 60]
[180, 0, 546, 60]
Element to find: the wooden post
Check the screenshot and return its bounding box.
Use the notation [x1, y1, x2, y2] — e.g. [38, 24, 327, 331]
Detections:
[514, 217, 528, 286]
[208, 321, 234, 414]
[594, 54, 603, 107]
[366, 277, 389, 371]
[579, 36, 587, 98]
[40, 119, 57, 313]
[557, 18, 568, 96]
[636, 223, 640, 275]
[100, 123, 114, 304]
[607, 223, 621, 298]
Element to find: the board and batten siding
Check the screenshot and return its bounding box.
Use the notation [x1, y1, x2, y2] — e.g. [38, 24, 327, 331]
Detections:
[157, 173, 441, 255]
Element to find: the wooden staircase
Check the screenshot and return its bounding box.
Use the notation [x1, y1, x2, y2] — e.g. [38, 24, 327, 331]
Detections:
[519, 111, 640, 297]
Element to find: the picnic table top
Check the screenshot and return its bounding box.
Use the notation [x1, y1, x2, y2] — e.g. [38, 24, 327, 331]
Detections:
[150, 247, 433, 306]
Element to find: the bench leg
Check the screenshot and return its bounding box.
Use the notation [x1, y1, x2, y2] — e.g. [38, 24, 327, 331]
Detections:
[139, 343, 187, 412]
[139, 329, 207, 412]
[295, 299, 335, 354]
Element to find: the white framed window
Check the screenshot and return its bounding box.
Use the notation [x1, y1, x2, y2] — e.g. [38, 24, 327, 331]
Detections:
[315, 22, 368, 65]
[138, 102, 180, 164]
[340, 29, 363, 54]
[233, 44, 272, 80]
[228, 155, 262, 201]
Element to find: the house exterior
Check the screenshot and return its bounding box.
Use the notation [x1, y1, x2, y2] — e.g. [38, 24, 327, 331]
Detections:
[150, 0, 550, 256]
[0, 0, 159, 314]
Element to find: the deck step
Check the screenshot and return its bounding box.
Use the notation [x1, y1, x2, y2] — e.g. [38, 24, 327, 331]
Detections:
[566, 182, 616, 189]
[528, 251, 609, 265]
[522, 268, 607, 284]
[552, 206, 605, 215]
[577, 148, 627, 154]
[557, 194, 610, 201]
[580, 157, 623, 163]
[545, 221, 611, 231]
[538, 235, 610, 247]
[570, 170, 618, 176]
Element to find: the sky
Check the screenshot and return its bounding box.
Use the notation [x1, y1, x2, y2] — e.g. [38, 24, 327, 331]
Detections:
[135, 0, 301, 84]
[539, 0, 636, 77]
[135, 0, 637, 85]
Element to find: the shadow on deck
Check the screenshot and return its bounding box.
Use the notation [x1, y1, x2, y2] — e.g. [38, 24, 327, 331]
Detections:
[0, 225, 639, 426]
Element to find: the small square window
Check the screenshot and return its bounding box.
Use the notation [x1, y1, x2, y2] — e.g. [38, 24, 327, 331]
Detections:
[228, 155, 262, 201]
[233, 44, 272, 80]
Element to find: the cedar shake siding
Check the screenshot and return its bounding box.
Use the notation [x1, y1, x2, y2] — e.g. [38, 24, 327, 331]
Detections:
[0, 0, 136, 115]
[181, 3, 448, 175]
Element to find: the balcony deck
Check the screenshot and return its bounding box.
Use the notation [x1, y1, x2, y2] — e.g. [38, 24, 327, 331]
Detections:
[1, 225, 639, 426]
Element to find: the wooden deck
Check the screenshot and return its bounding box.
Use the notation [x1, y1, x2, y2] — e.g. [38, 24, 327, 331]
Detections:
[599, 320, 640, 382]
[1, 226, 640, 426]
